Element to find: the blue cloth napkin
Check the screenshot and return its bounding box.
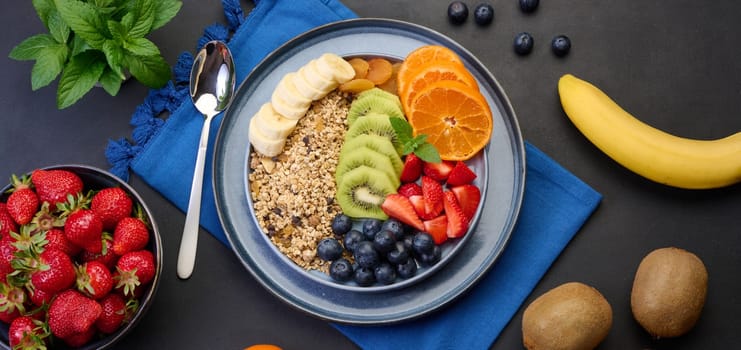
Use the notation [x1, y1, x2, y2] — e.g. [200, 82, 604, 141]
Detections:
[336, 142, 602, 349]
[106, 0, 602, 349]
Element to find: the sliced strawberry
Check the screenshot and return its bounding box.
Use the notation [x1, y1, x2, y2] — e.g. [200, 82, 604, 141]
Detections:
[446, 161, 477, 186]
[423, 215, 448, 245]
[421, 176, 444, 218]
[408, 195, 428, 220]
[422, 160, 455, 182]
[443, 191, 469, 239]
[380, 194, 424, 231]
[400, 153, 423, 183]
[451, 184, 481, 222]
[397, 182, 422, 197]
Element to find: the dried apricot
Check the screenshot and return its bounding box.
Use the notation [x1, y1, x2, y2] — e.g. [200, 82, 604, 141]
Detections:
[338, 78, 375, 94]
[347, 57, 369, 79]
[365, 58, 393, 85]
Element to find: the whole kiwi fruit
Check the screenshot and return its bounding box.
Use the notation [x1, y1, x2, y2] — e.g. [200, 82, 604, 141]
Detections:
[631, 247, 708, 338]
[522, 282, 612, 350]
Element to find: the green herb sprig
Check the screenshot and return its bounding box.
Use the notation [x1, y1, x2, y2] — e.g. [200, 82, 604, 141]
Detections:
[9, 0, 182, 109]
[389, 116, 441, 163]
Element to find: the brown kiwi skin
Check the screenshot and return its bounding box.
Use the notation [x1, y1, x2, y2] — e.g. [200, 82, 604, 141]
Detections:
[630, 247, 708, 338]
[522, 282, 612, 350]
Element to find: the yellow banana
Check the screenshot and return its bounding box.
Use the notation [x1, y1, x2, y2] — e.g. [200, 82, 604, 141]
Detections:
[558, 74, 741, 189]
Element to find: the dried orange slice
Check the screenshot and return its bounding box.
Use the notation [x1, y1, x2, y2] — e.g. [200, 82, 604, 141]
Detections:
[407, 80, 493, 161]
[397, 45, 464, 98]
[399, 60, 478, 114]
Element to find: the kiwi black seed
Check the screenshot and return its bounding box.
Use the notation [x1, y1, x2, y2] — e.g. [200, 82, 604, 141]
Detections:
[347, 94, 404, 126]
[336, 165, 396, 220]
[345, 112, 403, 155]
[339, 134, 403, 177]
[335, 146, 401, 189]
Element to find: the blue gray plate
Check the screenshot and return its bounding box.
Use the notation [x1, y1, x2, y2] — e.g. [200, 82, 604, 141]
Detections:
[213, 18, 525, 324]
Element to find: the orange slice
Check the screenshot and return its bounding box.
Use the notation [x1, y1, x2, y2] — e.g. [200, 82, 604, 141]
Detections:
[399, 60, 478, 114]
[407, 80, 493, 161]
[397, 45, 464, 98]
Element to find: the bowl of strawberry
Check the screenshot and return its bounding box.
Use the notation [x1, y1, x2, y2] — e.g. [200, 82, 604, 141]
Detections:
[0, 165, 162, 349]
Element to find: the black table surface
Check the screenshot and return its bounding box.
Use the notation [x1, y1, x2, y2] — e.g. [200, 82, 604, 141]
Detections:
[2, 1, 740, 349]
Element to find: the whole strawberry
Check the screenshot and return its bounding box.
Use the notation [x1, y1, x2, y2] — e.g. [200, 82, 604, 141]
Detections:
[79, 234, 117, 270]
[5, 174, 39, 225]
[96, 293, 133, 334]
[8, 315, 48, 349]
[0, 279, 27, 324]
[112, 216, 150, 256]
[0, 203, 18, 239]
[29, 248, 77, 296]
[91, 187, 133, 230]
[30, 169, 83, 206]
[48, 290, 102, 344]
[0, 238, 18, 279]
[64, 208, 104, 253]
[115, 250, 156, 297]
[45, 227, 82, 257]
[76, 260, 113, 300]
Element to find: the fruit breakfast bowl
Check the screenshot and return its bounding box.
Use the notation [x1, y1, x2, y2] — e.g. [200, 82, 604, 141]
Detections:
[0, 165, 162, 349]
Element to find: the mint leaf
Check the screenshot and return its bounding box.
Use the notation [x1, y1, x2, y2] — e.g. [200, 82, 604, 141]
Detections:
[32, 0, 56, 28]
[9, 34, 57, 60]
[125, 53, 170, 88]
[389, 117, 413, 144]
[98, 66, 122, 96]
[47, 10, 70, 43]
[56, 51, 106, 109]
[31, 43, 68, 90]
[70, 34, 91, 57]
[102, 40, 125, 79]
[128, 0, 155, 38]
[56, 0, 108, 49]
[414, 143, 441, 163]
[151, 0, 182, 31]
[124, 37, 159, 56]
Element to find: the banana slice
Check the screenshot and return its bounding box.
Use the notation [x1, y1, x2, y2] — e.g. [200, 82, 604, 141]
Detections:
[271, 93, 309, 120]
[316, 53, 355, 84]
[249, 117, 286, 157]
[272, 72, 312, 109]
[253, 103, 298, 139]
[299, 60, 338, 94]
[292, 69, 327, 101]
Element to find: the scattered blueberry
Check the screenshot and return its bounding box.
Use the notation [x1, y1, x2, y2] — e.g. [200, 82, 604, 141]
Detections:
[374, 263, 397, 285]
[418, 245, 442, 266]
[343, 229, 365, 254]
[402, 234, 415, 251]
[361, 219, 383, 240]
[412, 232, 435, 255]
[447, 1, 469, 25]
[386, 242, 410, 265]
[331, 213, 353, 235]
[519, 0, 539, 13]
[381, 219, 405, 240]
[514, 32, 534, 56]
[396, 258, 418, 279]
[473, 3, 494, 26]
[353, 241, 380, 269]
[329, 258, 353, 282]
[551, 35, 571, 57]
[354, 266, 376, 286]
[373, 230, 396, 254]
[317, 237, 343, 261]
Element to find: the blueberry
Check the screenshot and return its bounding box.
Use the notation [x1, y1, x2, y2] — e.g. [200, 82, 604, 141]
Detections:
[374, 263, 397, 285]
[331, 213, 353, 235]
[354, 266, 376, 286]
[396, 257, 418, 279]
[418, 245, 442, 266]
[386, 242, 410, 265]
[317, 237, 343, 261]
[361, 219, 383, 240]
[354, 241, 380, 268]
[447, 1, 468, 25]
[329, 258, 353, 282]
[373, 230, 396, 254]
[514, 32, 534, 56]
[473, 3, 494, 26]
[551, 35, 571, 57]
[519, 0, 539, 13]
[402, 234, 414, 251]
[343, 229, 365, 254]
[412, 232, 435, 255]
[381, 219, 405, 240]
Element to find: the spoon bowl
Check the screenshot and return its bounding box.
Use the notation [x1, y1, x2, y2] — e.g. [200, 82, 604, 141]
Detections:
[177, 40, 236, 279]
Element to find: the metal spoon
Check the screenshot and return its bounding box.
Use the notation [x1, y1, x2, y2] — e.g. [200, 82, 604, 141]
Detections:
[177, 40, 235, 279]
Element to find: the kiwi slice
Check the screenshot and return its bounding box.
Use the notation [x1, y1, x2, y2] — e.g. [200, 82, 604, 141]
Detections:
[340, 134, 403, 177]
[336, 146, 401, 189]
[357, 88, 403, 110]
[347, 94, 404, 126]
[336, 166, 396, 220]
[345, 112, 403, 155]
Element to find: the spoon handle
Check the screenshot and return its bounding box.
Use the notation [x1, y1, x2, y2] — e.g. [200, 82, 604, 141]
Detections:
[177, 117, 212, 279]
